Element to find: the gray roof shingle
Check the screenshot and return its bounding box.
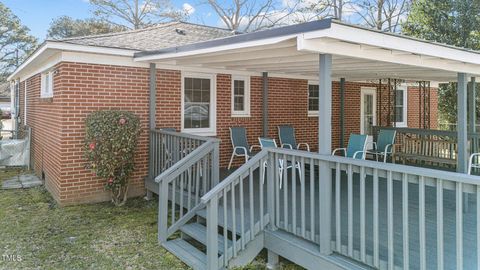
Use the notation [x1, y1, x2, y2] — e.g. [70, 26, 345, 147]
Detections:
[54, 21, 234, 51]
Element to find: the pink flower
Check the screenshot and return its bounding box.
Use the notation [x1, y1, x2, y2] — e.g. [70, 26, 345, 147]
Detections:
[89, 142, 96, 150]
[119, 118, 126, 125]
[108, 178, 114, 184]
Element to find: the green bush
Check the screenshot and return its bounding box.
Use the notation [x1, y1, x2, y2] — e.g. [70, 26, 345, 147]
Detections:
[85, 110, 141, 206]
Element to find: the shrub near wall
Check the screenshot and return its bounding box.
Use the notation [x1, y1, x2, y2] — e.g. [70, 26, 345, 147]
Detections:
[84, 110, 141, 206]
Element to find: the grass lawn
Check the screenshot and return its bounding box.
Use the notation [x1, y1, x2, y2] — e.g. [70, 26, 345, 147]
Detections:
[0, 170, 299, 270]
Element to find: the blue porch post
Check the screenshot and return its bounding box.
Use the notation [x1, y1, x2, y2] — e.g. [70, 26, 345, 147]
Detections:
[147, 63, 156, 200]
[262, 72, 269, 137]
[458, 73, 468, 173]
[318, 54, 332, 255]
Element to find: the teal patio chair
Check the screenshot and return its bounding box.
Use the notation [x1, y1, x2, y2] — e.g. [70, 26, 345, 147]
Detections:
[278, 125, 310, 151]
[332, 134, 368, 160]
[259, 137, 301, 188]
[366, 129, 396, 162]
[228, 127, 260, 169]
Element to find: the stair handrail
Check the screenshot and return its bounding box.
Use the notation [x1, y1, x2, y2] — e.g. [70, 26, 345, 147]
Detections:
[201, 149, 272, 269]
[157, 134, 220, 244]
[200, 149, 269, 204]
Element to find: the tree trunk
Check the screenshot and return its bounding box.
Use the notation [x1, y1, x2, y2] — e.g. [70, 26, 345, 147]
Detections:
[376, 0, 384, 30]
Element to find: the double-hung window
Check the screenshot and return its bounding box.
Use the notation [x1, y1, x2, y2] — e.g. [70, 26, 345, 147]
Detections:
[308, 83, 319, 116]
[182, 73, 216, 136]
[394, 86, 408, 127]
[231, 76, 250, 117]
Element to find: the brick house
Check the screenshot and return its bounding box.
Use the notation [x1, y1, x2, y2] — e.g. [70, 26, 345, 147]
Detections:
[8, 20, 439, 205]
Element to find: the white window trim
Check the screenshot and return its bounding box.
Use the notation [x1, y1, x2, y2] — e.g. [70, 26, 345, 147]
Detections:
[40, 69, 53, 98]
[307, 80, 319, 117]
[231, 75, 251, 117]
[395, 85, 408, 127]
[181, 72, 217, 136]
[360, 87, 377, 135]
[24, 80, 27, 124]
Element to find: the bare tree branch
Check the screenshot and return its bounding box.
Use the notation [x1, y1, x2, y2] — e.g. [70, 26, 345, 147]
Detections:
[89, 0, 186, 29]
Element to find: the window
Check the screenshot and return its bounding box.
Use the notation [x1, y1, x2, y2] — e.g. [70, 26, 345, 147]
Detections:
[231, 76, 250, 117]
[394, 86, 408, 127]
[308, 83, 319, 116]
[40, 70, 53, 98]
[182, 73, 216, 135]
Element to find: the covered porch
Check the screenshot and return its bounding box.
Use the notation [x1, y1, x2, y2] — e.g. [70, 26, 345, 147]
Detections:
[139, 19, 480, 269]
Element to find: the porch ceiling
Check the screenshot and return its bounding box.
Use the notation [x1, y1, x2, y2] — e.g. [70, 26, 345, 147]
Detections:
[134, 20, 480, 82]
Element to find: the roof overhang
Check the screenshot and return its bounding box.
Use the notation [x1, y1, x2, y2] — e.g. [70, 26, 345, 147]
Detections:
[134, 19, 480, 82]
[8, 41, 138, 81]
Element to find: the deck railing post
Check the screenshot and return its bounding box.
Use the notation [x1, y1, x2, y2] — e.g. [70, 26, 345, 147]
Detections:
[212, 140, 220, 187]
[318, 159, 332, 255]
[457, 73, 468, 173]
[267, 151, 276, 230]
[318, 53, 333, 255]
[158, 179, 168, 243]
[206, 195, 219, 270]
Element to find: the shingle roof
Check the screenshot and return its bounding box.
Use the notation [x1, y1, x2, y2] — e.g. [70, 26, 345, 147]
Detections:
[53, 21, 235, 51]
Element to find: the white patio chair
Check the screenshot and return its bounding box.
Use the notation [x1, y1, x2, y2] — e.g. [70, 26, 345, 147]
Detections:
[259, 137, 301, 188]
[468, 153, 480, 175]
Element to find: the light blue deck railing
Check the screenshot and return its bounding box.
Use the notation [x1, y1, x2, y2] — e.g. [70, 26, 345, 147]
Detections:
[202, 147, 480, 269]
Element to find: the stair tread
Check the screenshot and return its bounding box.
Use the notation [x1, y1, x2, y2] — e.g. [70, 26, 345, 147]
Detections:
[180, 223, 232, 254]
[196, 207, 253, 233]
[163, 239, 206, 270]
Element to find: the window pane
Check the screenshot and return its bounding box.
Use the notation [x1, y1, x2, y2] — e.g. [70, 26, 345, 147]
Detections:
[309, 85, 319, 97]
[234, 96, 244, 111]
[396, 90, 404, 105]
[184, 77, 210, 129]
[395, 107, 403, 122]
[309, 99, 319, 111]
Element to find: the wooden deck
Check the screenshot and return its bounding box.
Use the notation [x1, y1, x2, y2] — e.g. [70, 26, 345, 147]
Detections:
[218, 166, 478, 270]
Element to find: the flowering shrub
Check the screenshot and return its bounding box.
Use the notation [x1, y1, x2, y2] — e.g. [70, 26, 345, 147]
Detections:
[85, 110, 141, 206]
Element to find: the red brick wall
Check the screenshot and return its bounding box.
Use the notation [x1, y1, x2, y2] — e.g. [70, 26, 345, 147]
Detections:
[23, 63, 439, 204]
[25, 62, 150, 205]
[153, 72, 385, 167]
[24, 72, 64, 202]
[407, 87, 438, 129]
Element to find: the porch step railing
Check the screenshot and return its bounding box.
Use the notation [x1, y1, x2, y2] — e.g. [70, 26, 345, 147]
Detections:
[149, 129, 213, 178]
[153, 130, 220, 243]
[200, 150, 271, 269]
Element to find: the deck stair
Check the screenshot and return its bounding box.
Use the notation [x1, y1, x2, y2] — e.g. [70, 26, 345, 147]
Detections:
[161, 199, 267, 270]
[150, 130, 399, 269]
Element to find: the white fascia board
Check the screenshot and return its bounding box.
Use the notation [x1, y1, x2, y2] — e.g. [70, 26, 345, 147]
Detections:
[303, 23, 480, 66]
[61, 51, 149, 68]
[134, 35, 298, 62]
[8, 43, 48, 81]
[8, 41, 138, 81]
[297, 37, 480, 76]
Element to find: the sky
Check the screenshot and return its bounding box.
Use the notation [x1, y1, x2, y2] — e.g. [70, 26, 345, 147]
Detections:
[2, 0, 219, 41]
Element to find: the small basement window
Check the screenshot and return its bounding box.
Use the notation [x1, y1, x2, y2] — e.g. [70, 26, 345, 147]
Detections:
[40, 70, 53, 98]
[231, 76, 250, 117]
